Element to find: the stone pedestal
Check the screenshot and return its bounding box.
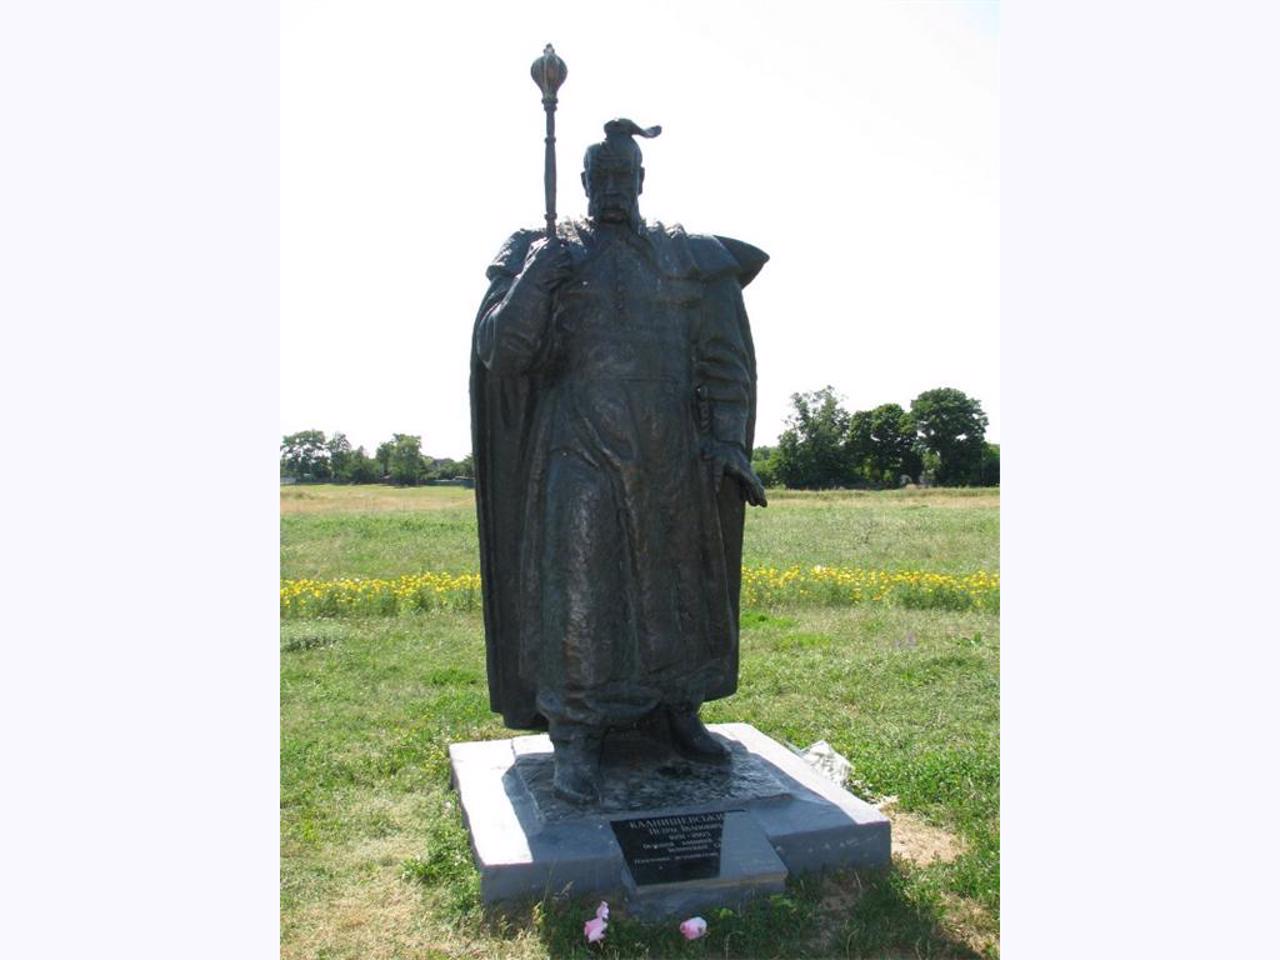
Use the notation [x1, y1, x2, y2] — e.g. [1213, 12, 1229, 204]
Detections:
[448, 722, 890, 918]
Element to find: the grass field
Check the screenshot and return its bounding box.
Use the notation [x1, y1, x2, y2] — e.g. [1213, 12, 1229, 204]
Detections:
[281, 485, 998, 580]
[281, 485, 1000, 958]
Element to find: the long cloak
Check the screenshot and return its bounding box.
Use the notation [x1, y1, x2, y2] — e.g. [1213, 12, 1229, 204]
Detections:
[469, 219, 767, 729]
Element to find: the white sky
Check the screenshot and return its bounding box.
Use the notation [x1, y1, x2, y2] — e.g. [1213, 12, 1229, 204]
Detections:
[283, 0, 999, 459]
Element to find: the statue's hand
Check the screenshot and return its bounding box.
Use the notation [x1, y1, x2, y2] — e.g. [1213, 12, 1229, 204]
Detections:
[703, 441, 768, 508]
[519, 236, 574, 293]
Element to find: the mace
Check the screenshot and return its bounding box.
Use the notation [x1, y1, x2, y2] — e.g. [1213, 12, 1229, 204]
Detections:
[530, 44, 568, 240]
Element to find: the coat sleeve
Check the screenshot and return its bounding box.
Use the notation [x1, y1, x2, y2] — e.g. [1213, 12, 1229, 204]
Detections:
[475, 229, 557, 376]
[694, 275, 756, 452]
[689, 233, 765, 453]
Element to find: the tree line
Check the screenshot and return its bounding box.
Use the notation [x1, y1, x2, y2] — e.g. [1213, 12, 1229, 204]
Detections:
[282, 386, 996, 489]
[752, 386, 998, 489]
[280, 430, 472, 486]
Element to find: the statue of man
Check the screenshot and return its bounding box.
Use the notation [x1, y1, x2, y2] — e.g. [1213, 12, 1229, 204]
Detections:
[470, 118, 768, 804]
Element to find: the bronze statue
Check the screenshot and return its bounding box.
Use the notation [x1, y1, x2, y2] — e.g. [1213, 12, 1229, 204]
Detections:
[470, 115, 768, 804]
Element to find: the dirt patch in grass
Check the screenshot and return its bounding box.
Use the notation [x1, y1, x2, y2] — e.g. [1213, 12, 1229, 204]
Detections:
[883, 804, 966, 866]
[807, 869, 991, 959]
[284, 873, 429, 960]
[814, 867, 871, 913]
[940, 894, 999, 958]
[283, 870, 548, 960]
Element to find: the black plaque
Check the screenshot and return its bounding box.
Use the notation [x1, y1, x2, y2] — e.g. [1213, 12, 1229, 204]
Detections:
[610, 811, 727, 885]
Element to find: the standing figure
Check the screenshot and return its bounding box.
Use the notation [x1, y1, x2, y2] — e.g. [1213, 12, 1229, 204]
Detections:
[470, 119, 768, 804]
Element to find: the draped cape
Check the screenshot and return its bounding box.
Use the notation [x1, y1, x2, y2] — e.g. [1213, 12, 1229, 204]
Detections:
[470, 220, 767, 728]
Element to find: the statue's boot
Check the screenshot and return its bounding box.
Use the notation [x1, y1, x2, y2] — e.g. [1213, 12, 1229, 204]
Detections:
[549, 725, 603, 805]
[667, 705, 730, 763]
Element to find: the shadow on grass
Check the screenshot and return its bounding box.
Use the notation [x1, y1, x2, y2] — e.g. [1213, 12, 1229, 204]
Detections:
[409, 863, 984, 959]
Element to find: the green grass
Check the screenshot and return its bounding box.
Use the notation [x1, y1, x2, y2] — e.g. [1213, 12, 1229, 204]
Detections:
[742, 488, 998, 574]
[280, 485, 1000, 958]
[281, 485, 997, 580]
[281, 511, 482, 580]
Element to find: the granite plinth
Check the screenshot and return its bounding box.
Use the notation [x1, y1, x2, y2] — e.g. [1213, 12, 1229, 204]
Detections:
[448, 722, 890, 916]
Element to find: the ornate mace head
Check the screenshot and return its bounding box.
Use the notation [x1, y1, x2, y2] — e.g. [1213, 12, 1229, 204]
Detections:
[530, 44, 567, 105]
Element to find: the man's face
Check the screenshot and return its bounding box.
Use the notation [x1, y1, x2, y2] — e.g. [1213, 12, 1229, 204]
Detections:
[583, 156, 643, 223]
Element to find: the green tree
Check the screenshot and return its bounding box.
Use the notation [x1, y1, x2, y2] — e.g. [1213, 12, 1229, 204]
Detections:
[750, 444, 778, 488]
[420, 453, 476, 482]
[849, 403, 921, 487]
[387, 433, 427, 486]
[910, 388, 989, 486]
[326, 432, 353, 482]
[772, 387, 858, 489]
[345, 445, 380, 484]
[280, 430, 331, 482]
[429, 457, 468, 481]
[375, 440, 394, 479]
[979, 442, 1000, 487]
[919, 448, 942, 486]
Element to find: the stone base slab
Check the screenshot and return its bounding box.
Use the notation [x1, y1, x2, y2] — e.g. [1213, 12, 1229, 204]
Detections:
[448, 722, 890, 917]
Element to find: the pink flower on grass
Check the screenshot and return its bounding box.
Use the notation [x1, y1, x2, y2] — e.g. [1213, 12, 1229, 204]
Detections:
[583, 916, 607, 944]
[584, 903, 609, 945]
[679, 916, 708, 940]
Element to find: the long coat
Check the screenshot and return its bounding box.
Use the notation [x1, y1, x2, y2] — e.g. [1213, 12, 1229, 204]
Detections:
[469, 218, 767, 729]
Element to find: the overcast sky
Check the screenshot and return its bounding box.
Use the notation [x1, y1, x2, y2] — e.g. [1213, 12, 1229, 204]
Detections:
[282, 0, 999, 458]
